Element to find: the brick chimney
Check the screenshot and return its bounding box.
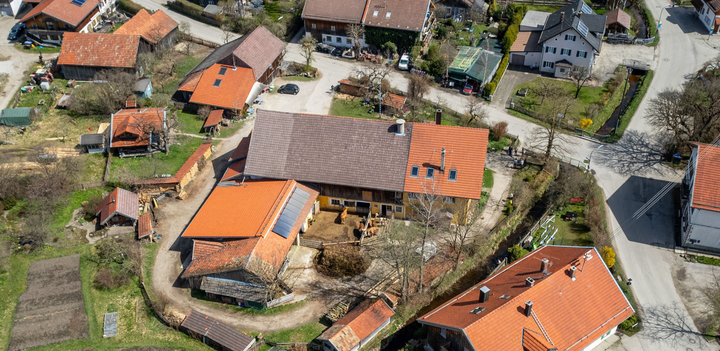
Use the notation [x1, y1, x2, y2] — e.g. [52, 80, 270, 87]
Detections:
[541, 258, 549, 274]
[524, 301, 533, 317]
[560, 11, 565, 22]
[479, 286, 490, 303]
[435, 109, 442, 125]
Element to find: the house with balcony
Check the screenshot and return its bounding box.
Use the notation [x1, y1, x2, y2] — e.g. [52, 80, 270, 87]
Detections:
[681, 142, 720, 253]
[418, 245, 634, 351]
[19, 0, 116, 45]
[509, 1, 605, 77]
[301, 0, 435, 51]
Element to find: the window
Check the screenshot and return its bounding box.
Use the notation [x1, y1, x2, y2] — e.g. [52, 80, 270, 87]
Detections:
[565, 34, 576, 41]
[410, 166, 419, 177]
[336, 37, 341, 43]
[408, 193, 419, 200]
[544, 46, 557, 54]
[440, 328, 447, 339]
[213, 79, 222, 87]
[426, 168, 434, 179]
[311, 23, 316, 29]
[346, 38, 352, 44]
[395, 206, 403, 213]
[385, 12, 391, 18]
[373, 10, 378, 17]
[326, 36, 332, 42]
[560, 48, 572, 56]
[448, 169, 457, 181]
[576, 50, 588, 58]
[542, 61, 554, 69]
[50, 35, 59, 41]
[560, 68, 566, 73]
[46, 21, 55, 30]
[219, 67, 227, 75]
[444, 196, 455, 204]
[330, 199, 341, 206]
[330, 25, 336, 31]
[344, 200, 355, 207]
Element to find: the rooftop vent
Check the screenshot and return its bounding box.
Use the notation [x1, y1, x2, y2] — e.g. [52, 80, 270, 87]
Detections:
[526, 277, 535, 287]
[470, 306, 486, 314]
[570, 265, 577, 281]
[479, 286, 490, 303]
[500, 295, 512, 299]
[396, 119, 405, 136]
[524, 301, 533, 317]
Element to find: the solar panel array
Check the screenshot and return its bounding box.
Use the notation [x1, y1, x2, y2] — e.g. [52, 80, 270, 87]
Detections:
[581, 2, 592, 15]
[71, 0, 86, 6]
[577, 20, 589, 37]
[272, 187, 310, 238]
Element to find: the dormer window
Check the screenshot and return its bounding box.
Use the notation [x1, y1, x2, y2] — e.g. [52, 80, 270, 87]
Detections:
[426, 168, 434, 179]
[410, 166, 419, 177]
[213, 79, 222, 87]
[448, 169, 457, 181]
[385, 12, 391, 18]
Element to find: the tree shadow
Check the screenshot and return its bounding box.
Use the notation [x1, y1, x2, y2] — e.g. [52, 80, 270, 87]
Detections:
[642, 302, 712, 349]
[594, 130, 668, 176]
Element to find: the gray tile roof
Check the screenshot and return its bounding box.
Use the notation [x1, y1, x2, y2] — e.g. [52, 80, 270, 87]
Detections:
[538, 1, 606, 52]
[301, 0, 366, 23]
[520, 10, 551, 31]
[245, 110, 413, 192]
[181, 310, 255, 351]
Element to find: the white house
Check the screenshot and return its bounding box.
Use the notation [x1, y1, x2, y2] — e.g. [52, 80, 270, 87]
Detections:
[681, 142, 720, 253]
[510, 1, 606, 78]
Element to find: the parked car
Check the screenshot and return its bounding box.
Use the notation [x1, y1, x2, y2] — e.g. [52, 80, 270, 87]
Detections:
[7, 23, 25, 41]
[278, 84, 299, 95]
[398, 54, 410, 71]
[316, 42, 335, 53]
[462, 84, 473, 95]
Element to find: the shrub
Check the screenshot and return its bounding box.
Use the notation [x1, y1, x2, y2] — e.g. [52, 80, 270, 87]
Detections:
[316, 245, 370, 277]
[437, 26, 448, 39]
[601, 246, 616, 268]
[83, 195, 104, 219]
[579, 118, 593, 130]
[2, 196, 17, 210]
[508, 244, 529, 262]
[491, 122, 508, 141]
[483, 82, 496, 96]
[619, 314, 638, 331]
[198, 105, 212, 121]
[118, 0, 145, 15]
[93, 268, 129, 290]
[410, 45, 422, 61]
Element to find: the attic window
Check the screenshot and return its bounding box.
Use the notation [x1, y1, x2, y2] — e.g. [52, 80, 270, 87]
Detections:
[448, 169, 457, 181]
[410, 166, 419, 177]
[385, 12, 391, 19]
[470, 307, 486, 314]
[373, 10, 378, 17]
[213, 79, 222, 87]
[219, 67, 227, 75]
[426, 168, 434, 179]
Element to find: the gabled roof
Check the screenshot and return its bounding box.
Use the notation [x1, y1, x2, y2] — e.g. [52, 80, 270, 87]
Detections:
[301, 0, 366, 24]
[245, 110, 413, 192]
[538, 1, 605, 52]
[449, 46, 504, 83]
[604, 8, 631, 30]
[96, 187, 139, 225]
[707, 0, 720, 12]
[362, 0, 432, 32]
[137, 213, 153, 239]
[181, 310, 255, 351]
[418, 246, 634, 351]
[182, 180, 318, 279]
[404, 124, 488, 200]
[189, 64, 256, 110]
[110, 108, 166, 148]
[0, 108, 32, 126]
[204, 109, 224, 128]
[58, 33, 140, 69]
[382, 93, 406, 110]
[178, 71, 203, 92]
[318, 299, 395, 351]
[690, 143, 720, 212]
[114, 9, 178, 44]
[80, 133, 104, 145]
[20, 0, 98, 27]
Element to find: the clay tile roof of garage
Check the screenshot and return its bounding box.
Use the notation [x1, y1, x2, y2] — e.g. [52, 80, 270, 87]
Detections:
[20, 0, 98, 26]
[189, 64, 256, 110]
[690, 143, 720, 212]
[302, 0, 367, 23]
[203, 109, 224, 128]
[404, 124, 488, 200]
[137, 213, 153, 239]
[114, 9, 178, 44]
[318, 299, 395, 351]
[510, 31, 543, 52]
[604, 8, 631, 30]
[58, 33, 140, 68]
[418, 246, 634, 351]
[363, 0, 432, 32]
[96, 187, 139, 225]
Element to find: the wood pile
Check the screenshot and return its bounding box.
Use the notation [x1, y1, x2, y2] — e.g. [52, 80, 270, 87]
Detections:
[324, 301, 350, 323]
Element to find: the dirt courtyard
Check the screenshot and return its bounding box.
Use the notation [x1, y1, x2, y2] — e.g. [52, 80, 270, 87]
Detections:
[302, 211, 364, 242]
[9, 254, 88, 351]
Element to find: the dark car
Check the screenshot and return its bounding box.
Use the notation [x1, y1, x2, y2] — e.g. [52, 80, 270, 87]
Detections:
[278, 84, 299, 95]
[8, 23, 25, 41]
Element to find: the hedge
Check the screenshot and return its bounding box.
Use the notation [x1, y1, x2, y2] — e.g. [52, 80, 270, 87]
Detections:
[365, 27, 418, 52]
[484, 53, 509, 96]
[118, 0, 146, 15]
[167, 0, 218, 26]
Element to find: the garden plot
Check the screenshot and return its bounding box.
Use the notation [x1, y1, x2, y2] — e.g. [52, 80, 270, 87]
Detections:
[8, 254, 88, 351]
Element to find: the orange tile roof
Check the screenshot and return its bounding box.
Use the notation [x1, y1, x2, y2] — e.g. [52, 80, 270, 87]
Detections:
[178, 71, 203, 92]
[418, 246, 634, 351]
[510, 31, 543, 52]
[221, 158, 246, 182]
[114, 9, 178, 44]
[110, 108, 166, 148]
[319, 299, 394, 351]
[228, 132, 252, 163]
[189, 64, 255, 110]
[184, 237, 260, 277]
[382, 93, 406, 110]
[691, 143, 720, 212]
[192, 240, 224, 259]
[604, 8, 631, 29]
[96, 187, 139, 225]
[203, 109, 224, 128]
[522, 329, 554, 351]
[21, 0, 98, 26]
[404, 124, 488, 199]
[137, 213, 153, 238]
[58, 33, 140, 68]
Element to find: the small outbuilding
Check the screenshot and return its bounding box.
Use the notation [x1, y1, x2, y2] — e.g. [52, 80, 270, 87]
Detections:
[96, 187, 139, 227]
[203, 5, 222, 20]
[134, 78, 153, 99]
[137, 213, 154, 240]
[605, 8, 632, 33]
[0, 107, 37, 126]
[203, 109, 224, 133]
[381, 93, 407, 117]
[338, 79, 366, 97]
[181, 310, 255, 351]
[79, 133, 106, 154]
[317, 299, 395, 351]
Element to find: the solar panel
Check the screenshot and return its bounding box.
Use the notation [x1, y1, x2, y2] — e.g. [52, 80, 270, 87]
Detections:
[272, 187, 310, 238]
[71, 0, 86, 6]
[577, 20, 589, 37]
[581, 2, 593, 15]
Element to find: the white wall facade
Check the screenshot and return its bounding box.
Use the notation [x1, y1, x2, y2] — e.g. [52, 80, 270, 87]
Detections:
[682, 147, 720, 252]
[320, 33, 366, 48]
[539, 29, 595, 74]
[582, 326, 618, 351]
[696, 3, 717, 33]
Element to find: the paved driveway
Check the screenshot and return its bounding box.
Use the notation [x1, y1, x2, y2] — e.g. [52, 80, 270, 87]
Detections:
[594, 43, 657, 81]
[490, 68, 539, 108]
[263, 76, 329, 114]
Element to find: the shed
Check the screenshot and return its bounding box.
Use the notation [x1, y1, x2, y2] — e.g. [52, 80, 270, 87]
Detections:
[381, 93, 406, 116]
[0, 108, 35, 126]
[134, 78, 153, 99]
[137, 213, 154, 239]
[181, 310, 256, 351]
[203, 109, 224, 133]
[338, 79, 366, 97]
[605, 8, 632, 33]
[203, 4, 222, 19]
[80, 133, 106, 154]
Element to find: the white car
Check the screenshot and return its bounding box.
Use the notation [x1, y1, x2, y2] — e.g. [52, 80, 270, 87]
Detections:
[398, 54, 410, 71]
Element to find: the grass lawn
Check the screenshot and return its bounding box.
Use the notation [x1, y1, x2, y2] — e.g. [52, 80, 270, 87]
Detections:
[157, 54, 204, 94]
[488, 136, 512, 152]
[14, 43, 62, 53]
[526, 5, 562, 12]
[264, 321, 327, 343]
[177, 111, 206, 134]
[107, 22, 123, 33]
[483, 169, 494, 189]
[50, 187, 113, 235]
[109, 137, 203, 181]
[330, 97, 378, 119]
[533, 204, 593, 247]
[218, 119, 245, 138]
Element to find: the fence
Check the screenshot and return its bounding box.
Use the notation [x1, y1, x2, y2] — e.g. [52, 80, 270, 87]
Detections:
[635, 36, 655, 45]
[574, 127, 611, 142]
[186, 35, 220, 48]
[266, 293, 295, 308]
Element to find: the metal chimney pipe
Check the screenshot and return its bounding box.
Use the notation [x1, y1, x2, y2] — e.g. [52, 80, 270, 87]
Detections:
[396, 119, 405, 136]
[570, 265, 577, 281]
[435, 109, 442, 125]
[441, 148, 446, 172]
[525, 301, 533, 317]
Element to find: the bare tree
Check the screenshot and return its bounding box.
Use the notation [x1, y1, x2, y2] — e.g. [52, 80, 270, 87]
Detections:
[347, 24, 364, 60]
[530, 78, 563, 106]
[528, 94, 575, 161]
[409, 179, 443, 292]
[461, 99, 488, 127]
[375, 220, 422, 302]
[443, 199, 482, 268]
[221, 23, 234, 44]
[69, 70, 136, 115]
[570, 66, 593, 99]
[407, 75, 430, 103]
[299, 35, 318, 71]
[356, 65, 392, 103]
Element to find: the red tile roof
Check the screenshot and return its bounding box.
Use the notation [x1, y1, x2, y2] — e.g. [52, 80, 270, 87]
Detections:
[137, 213, 153, 238]
[114, 9, 178, 44]
[189, 64, 256, 110]
[58, 33, 140, 68]
[230, 26, 287, 81]
[178, 71, 203, 92]
[318, 299, 394, 351]
[229, 132, 252, 163]
[96, 187, 139, 225]
[192, 240, 225, 259]
[510, 31, 543, 52]
[522, 329, 554, 351]
[418, 246, 634, 351]
[204, 109, 224, 128]
[302, 0, 366, 24]
[691, 143, 720, 212]
[110, 108, 166, 148]
[382, 93, 406, 110]
[604, 8, 631, 30]
[182, 181, 318, 279]
[404, 124, 489, 200]
[221, 158, 246, 182]
[21, 0, 98, 26]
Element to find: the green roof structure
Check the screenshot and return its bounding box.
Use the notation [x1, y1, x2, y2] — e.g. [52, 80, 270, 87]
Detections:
[448, 46, 503, 85]
[0, 108, 34, 127]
